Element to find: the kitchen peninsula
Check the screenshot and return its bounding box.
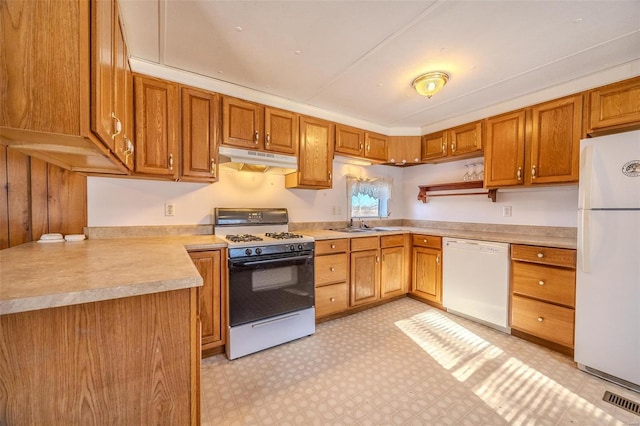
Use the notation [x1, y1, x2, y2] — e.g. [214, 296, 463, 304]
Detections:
[0, 236, 224, 425]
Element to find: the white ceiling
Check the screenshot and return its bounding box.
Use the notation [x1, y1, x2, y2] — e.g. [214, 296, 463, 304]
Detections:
[119, 0, 640, 133]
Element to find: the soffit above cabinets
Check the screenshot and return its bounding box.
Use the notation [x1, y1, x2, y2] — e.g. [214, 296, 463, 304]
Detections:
[119, 1, 640, 132]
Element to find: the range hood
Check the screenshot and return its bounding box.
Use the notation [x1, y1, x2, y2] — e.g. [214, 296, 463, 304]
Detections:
[218, 146, 297, 174]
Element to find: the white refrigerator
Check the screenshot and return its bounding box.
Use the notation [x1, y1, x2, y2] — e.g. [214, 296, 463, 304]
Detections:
[575, 130, 640, 391]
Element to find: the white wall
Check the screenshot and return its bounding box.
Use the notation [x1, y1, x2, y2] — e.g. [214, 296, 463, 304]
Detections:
[87, 161, 405, 226]
[402, 159, 578, 227]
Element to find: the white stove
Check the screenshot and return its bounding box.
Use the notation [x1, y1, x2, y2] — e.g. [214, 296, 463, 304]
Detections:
[214, 208, 316, 359]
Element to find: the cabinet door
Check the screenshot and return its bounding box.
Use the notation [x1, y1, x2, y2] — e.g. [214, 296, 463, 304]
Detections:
[134, 75, 179, 177]
[189, 251, 224, 351]
[387, 136, 421, 165]
[350, 249, 380, 306]
[123, 51, 135, 170]
[335, 124, 364, 157]
[528, 95, 582, 185]
[381, 246, 404, 299]
[181, 87, 219, 181]
[91, 0, 115, 149]
[112, 9, 130, 168]
[588, 77, 640, 133]
[447, 121, 482, 157]
[484, 110, 526, 187]
[411, 247, 441, 304]
[264, 107, 298, 155]
[222, 97, 263, 149]
[364, 132, 388, 162]
[287, 116, 334, 189]
[421, 132, 447, 161]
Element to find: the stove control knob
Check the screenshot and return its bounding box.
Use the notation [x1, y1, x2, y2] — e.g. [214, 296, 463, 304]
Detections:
[245, 248, 252, 256]
[289, 245, 295, 252]
[255, 247, 262, 255]
[298, 244, 303, 250]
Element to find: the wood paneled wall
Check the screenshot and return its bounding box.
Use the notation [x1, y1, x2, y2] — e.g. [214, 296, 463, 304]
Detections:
[0, 147, 87, 249]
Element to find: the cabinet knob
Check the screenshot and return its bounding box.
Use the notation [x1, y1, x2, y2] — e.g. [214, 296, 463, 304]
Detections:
[359, 143, 363, 150]
[538, 280, 545, 286]
[330, 297, 335, 302]
[451, 143, 456, 152]
[169, 154, 174, 171]
[254, 131, 259, 144]
[366, 144, 371, 152]
[537, 317, 544, 322]
[423, 239, 427, 243]
[389, 158, 395, 163]
[330, 244, 336, 249]
[414, 157, 420, 163]
[532, 165, 537, 179]
[517, 167, 522, 180]
[266, 133, 271, 144]
[376, 255, 379, 263]
[210, 158, 216, 175]
[537, 253, 544, 258]
[442, 142, 446, 153]
[436, 255, 440, 265]
[330, 267, 335, 272]
[328, 171, 332, 181]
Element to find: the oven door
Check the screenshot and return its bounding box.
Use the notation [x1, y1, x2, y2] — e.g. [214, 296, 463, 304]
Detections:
[228, 251, 314, 327]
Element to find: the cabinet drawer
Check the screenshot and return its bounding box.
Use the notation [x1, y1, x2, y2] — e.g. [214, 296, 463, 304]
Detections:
[315, 239, 348, 255]
[511, 295, 574, 348]
[315, 283, 348, 318]
[381, 234, 404, 248]
[315, 253, 348, 286]
[511, 245, 576, 268]
[412, 234, 442, 249]
[350, 236, 379, 251]
[512, 262, 575, 307]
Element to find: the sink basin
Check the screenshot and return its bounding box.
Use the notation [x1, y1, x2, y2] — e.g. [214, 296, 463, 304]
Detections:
[330, 227, 369, 233]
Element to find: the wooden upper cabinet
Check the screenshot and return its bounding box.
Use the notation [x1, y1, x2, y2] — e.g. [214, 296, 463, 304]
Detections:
[285, 116, 334, 189]
[528, 95, 582, 185]
[335, 124, 364, 157]
[123, 47, 135, 171]
[364, 132, 388, 161]
[134, 75, 179, 178]
[588, 77, 640, 134]
[387, 136, 421, 165]
[181, 86, 219, 182]
[484, 110, 526, 187]
[447, 121, 482, 157]
[264, 107, 298, 155]
[222, 96, 263, 149]
[421, 132, 448, 161]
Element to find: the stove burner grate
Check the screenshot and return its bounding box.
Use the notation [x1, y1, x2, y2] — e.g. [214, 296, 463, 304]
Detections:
[265, 232, 304, 240]
[226, 234, 264, 243]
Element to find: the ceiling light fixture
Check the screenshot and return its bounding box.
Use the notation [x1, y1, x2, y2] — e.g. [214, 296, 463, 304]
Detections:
[412, 71, 449, 98]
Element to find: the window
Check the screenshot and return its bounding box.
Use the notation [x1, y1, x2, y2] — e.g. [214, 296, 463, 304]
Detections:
[347, 176, 393, 219]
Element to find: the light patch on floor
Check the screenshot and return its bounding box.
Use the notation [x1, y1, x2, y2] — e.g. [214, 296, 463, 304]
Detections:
[201, 298, 640, 425]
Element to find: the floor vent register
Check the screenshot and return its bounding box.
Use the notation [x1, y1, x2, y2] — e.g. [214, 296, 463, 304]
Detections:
[603, 391, 640, 416]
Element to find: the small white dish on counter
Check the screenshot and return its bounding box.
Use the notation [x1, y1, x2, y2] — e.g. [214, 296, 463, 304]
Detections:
[64, 234, 86, 242]
[38, 233, 64, 243]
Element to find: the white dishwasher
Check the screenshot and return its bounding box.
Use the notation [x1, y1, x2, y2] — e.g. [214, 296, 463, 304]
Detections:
[442, 238, 511, 333]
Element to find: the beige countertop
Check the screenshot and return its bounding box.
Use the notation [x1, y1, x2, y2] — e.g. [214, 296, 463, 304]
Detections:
[0, 235, 227, 315]
[301, 227, 577, 249]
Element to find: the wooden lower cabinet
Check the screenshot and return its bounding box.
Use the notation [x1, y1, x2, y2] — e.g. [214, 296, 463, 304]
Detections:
[350, 248, 380, 306]
[189, 249, 226, 355]
[510, 244, 576, 354]
[0, 288, 200, 425]
[410, 235, 442, 306]
[380, 234, 409, 299]
[314, 239, 349, 319]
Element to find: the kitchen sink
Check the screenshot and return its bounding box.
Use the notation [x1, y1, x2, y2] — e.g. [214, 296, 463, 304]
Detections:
[330, 227, 397, 233]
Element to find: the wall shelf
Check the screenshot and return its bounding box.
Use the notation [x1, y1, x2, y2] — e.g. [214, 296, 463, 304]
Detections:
[417, 181, 497, 203]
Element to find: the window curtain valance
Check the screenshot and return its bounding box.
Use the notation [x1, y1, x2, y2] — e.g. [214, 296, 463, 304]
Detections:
[346, 175, 393, 199]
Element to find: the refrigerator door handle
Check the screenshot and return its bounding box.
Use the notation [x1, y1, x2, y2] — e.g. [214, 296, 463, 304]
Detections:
[578, 210, 590, 273]
[578, 144, 594, 210]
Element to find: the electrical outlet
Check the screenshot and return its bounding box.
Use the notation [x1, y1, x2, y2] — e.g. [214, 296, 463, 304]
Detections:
[165, 202, 176, 217]
[503, 206, 512, 217]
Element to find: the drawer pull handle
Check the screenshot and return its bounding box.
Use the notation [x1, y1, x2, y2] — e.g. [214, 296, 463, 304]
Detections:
[330, 267, 335, 272]
[331, 244, 336, 249]
[330, 297, 335, 302]
[537, 253, 544, 258]
[537, 317, 544, 322]
[423, 239, 428, 243]
[538, 280, 545, 286]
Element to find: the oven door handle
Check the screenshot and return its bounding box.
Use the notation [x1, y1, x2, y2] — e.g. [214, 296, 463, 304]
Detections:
[231, 254, 312, 267]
